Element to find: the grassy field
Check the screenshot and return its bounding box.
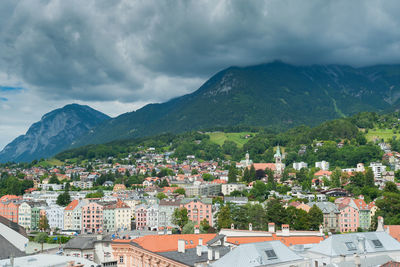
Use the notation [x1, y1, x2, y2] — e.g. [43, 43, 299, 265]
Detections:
[34, 158, 64, 167]
[365, 128, 400, 142]
[207, 132, 254, 147]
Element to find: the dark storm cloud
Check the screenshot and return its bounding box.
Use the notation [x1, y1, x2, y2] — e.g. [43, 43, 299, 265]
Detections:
[1, 0, 400, 103]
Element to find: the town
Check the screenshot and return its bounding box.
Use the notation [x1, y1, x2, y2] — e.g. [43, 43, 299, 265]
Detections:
[1, 136, 400, 266]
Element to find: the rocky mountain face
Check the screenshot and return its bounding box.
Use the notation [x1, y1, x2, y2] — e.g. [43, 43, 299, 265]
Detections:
[0, 104, 110, 163]
[73, 61, 400, 147]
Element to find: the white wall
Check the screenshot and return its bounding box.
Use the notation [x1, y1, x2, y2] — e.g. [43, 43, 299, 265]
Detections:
[0, 222, 29, 251]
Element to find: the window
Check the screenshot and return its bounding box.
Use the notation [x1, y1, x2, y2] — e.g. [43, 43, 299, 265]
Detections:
[265, 249, 277, 260]
[345, 242, 356, 251]
[119, 256, 124, 263]
[371, 239, 383, 248]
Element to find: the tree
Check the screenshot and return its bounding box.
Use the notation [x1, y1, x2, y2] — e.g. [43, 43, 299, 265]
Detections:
[217, 205, 233, 230]
[191, 169, 199, 175]
[39, 215, 50, 231]
[159, 179, 169, 188]
[182, 221, 195, 234]
[243, 167, 250, 182]
[228, 164, 237, 183]
[156, 192, 167, 200]
[200, 219, 212, 233]
[173, 188, 186, 195]
[172, 207, 188, 229]
[249, 165, 256, 182]
[308, 205, 324, 230]
[249, 181, 268, 202]
[85, 189, 104, 198]
[35, 232, 48, 252]
[364, 168, 375, 187]
[331, 168, 342, 188]
[56, 192, 71, 206]
[49, 174, 60, 184]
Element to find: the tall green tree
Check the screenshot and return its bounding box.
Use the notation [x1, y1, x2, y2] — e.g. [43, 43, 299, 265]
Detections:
[308, 205, 324, 230]
[228, 164, 237, 183]
[217, 205, 233, 230]
[35, 232, 48, 252]
[172, 207, 189, 229]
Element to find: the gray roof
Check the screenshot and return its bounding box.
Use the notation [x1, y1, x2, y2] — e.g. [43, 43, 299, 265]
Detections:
[308, 232, 400, 257]
[181, 198, 212, 205]
[224, 197, 248, 203]
[326, 254, 393, 267]
[207, 234, 225, 246]
[308, 202, 340, 214]
[158, 246, 230, 267]
[211, 240, 304, 267]
[0, 235, 25, 260]
[63, 235, 111, 250]
[0, 216, 28, 238]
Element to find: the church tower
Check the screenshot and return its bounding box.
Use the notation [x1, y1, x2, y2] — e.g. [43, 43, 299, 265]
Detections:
[274, 145, 284, 175]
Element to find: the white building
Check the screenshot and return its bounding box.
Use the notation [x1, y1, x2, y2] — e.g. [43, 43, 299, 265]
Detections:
[315, 161, 329, 171]
[293, 162, 308, 171]
[159, 199, 181, 228]
[370, 162, 386, 179]
[45, 205, 64, 230]
[221, 183, 246, 196]
[18, 202, 32, 230]
[146, 205, 159, 230]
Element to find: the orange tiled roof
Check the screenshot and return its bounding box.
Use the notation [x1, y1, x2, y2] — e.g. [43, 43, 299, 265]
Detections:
[226, 234, 324, 247]
[314, 170, 332, 176]
[121, 233, 217, 252]
[65, 200, 79, 211]
[249, 163, 276, 171]
[385, 225, 400, 242]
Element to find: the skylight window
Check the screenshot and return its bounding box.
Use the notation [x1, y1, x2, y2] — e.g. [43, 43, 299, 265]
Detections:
[372, 239, 383, 248]
[265, 249, 277, 260]
[345, 242, 357, 251]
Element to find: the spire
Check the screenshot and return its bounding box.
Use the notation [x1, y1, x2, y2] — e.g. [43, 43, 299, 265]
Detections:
[274, 145, 281, 158]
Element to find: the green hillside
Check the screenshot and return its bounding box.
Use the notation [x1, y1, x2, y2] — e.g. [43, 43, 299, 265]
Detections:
[208, 132, 254, 147]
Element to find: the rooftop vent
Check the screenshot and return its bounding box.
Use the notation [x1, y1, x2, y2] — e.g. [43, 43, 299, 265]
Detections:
[345, 242, 357, 251]
[371, 239, 383, 248]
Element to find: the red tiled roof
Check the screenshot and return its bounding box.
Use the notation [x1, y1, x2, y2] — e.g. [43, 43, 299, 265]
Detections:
[249, 163, 276, 171]
[385, 225, 400, 242]
[65, 199, 79, 211]
[226, 234, 324, 247]
[121, 234, 217, 252]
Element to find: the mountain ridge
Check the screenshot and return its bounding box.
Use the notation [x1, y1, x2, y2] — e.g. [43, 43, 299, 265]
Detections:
[73, 61, 400, 147]
[0, 103, 110, 163]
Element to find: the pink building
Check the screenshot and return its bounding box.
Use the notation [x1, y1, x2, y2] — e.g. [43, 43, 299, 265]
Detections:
[180, 198, 213, 227]
[135, 204, 147, 230]
[336, 198, 359, 232]
[0, 195, 22, 223]
[82, 202, 103, 233]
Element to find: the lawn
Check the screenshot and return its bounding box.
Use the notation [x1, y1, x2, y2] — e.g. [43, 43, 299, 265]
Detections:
[207, 132, 254, 147]
[365, 128, 400, 142]
[34, 158, 64, 167]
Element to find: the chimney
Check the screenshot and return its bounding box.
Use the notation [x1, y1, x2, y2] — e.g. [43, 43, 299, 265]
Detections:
[340, 255, 346, 262]
[199, 238, 203, 246]
[196, 245, 202, 257]
[167, 227, 172, 235]
[319, 224, 323, 236]
[268, 223, 275, 233]
[96, 234, 102, 241]
[357, 237, 366, 253]
[376, 216, 384, 232]
[249, 223, 253, 231]
[215, 250, 220, 260]
[354, 254, 361, 267]
[208, 248, 213, 261]
[282, 224, 289, 236]
[178, 239, 185, 253]
[194, 225, 200, 234]
[231, 223, 234, 230]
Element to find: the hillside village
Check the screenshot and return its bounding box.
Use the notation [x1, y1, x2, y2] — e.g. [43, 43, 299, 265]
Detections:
[2, 130, 400, 266]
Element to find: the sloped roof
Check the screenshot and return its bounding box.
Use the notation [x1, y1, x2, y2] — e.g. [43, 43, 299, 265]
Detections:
[158, 246, 230, 266]
[226, 235, 324, 247]
[0, 216, 28, 238]
[115, 234, 217, 253]
[211, 240, 303, 267]
[0, 235, 25, 260]
[64, 199, 79, 211]
[308, 232, 400, 257]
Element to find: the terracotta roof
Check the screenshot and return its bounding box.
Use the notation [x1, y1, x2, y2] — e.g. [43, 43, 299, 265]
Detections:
[118, 233, 217, 252]
[65, 200, 79, 211]
[226, 234, 324, 247]
[314, 170, 332, 176]
[249, 163, 276, 171]
[385, 225, 400, 242]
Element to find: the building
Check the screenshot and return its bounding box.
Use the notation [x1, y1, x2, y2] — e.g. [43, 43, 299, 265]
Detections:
[221, 183, 246, 196]
[315, 161, 330, 171]
[103, 200, 131, 232]
[45, 204, 64, 230]
[64, 200, 79, 231]
[370, 162, 386, 179]
[337, 200, 359, 233]
[181, 198, 213, 227]
[0, 195, 22, 223]
[135, 204, 148, 230]
[18, 202, 32, 230]
[211, 240, 306, 267]
[159, 198, 181, 228]
[146, 204, 159, 231]
[308, 202, 340, 233]
[185, 183, 221, 197]
[353, 198, 371, 230]
[293, 162, 308, 171]
[0, 216, 28, 260]
[112, 233, 221, 267]
[63, 235, 116, 265]
[82, 202, 104, 234]
[0, 255, 98, 267]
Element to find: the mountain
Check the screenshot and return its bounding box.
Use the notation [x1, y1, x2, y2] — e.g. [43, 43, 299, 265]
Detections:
[0, 104, 110, 163]
[73, 61, 400, 147]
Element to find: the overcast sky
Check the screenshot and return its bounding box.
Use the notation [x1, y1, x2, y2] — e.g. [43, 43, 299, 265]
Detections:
[1, 0, 400, 149]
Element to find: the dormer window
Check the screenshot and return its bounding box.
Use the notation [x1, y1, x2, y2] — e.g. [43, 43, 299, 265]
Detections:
[345, 242, 356, 251]
[371, 239, 383, 248]
[264, 249, 277, 260]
